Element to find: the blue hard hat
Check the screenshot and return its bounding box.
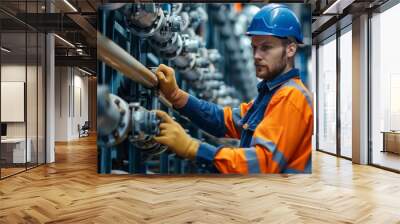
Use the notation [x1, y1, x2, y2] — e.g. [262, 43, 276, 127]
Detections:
[246, 4, 303, 44]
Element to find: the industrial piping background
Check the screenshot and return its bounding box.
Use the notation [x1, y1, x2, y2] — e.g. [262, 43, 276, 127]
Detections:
[97, 31, 172, 108]
[96, 31, 227, 147]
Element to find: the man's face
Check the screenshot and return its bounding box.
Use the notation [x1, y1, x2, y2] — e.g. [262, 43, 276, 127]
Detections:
[251, 35, 288, 80]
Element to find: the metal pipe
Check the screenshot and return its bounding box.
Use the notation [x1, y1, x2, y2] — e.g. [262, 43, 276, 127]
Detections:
[97, 32, 158, 88]
[158, 95, 172, 108]
[97, 32, 173, 108]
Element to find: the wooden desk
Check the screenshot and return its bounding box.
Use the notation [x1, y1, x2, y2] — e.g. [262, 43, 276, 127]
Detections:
[381, 131, 400, 154]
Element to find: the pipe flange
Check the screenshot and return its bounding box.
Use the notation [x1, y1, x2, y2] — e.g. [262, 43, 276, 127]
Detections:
[127, 7, 165, 38]
[181, 68, 201, 81]
[130, 104, 159, 135]
[172, 52, 191, 67]
[173, 53, 196, 72]
[149, 33, 183, 59]
[128, 104, 168, 157]
[149, 31, 178, 50]
[159, 35, 183, 59]
[133, 139, 168, 157]
[172, 3, 183, 15]
[98, 94, 130, 148]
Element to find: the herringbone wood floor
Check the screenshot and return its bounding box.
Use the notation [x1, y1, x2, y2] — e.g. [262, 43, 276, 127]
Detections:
[1, 135, 400, 224]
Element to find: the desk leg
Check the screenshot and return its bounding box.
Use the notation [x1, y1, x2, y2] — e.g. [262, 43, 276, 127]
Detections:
[382, 133, 386, 153]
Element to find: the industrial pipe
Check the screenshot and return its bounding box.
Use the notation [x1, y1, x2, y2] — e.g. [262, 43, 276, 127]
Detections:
[97, 32, 172, 108]
[97, 32, 158, 88]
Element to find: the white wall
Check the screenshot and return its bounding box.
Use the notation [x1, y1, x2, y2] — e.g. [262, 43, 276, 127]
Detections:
[54, 66, 89, 141]
[1, 65, 42, 138]
[72, 72, 89, 138]
[1, 65, 26, 139]
[55, 66, 68, 141]
[1, 64, 46, 164]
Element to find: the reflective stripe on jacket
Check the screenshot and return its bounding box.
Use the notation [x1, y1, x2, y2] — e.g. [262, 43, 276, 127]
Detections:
[177, 68, 313, 174]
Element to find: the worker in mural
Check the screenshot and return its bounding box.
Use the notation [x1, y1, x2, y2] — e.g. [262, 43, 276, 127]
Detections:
[153, 4, 313, 174]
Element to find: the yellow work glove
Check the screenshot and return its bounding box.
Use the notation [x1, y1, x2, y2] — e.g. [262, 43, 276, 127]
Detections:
[153, 110, 199, 160]
[155, 64, 188, 108]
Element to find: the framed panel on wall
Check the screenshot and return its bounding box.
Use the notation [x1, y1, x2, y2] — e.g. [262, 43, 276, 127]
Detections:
[1, 81, 25, 122]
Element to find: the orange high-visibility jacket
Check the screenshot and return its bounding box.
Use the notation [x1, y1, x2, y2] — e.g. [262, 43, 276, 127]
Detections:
[176, 68, 313, 174]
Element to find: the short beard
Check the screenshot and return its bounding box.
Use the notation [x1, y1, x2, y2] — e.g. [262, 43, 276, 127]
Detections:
[264, 47, 287, 81]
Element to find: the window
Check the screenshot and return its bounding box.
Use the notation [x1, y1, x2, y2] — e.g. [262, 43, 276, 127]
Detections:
[371, 2, 400, 171]
[339, 27, 352, 158]
[0, 1, 47, 179]
[317, 35, 337, 154]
